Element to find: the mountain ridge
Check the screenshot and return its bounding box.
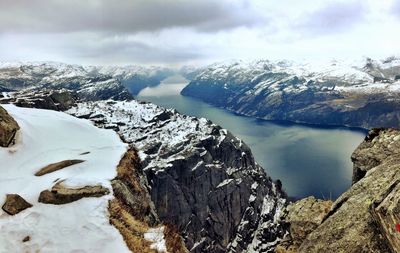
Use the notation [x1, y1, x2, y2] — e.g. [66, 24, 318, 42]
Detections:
[181, 56, 400, 129]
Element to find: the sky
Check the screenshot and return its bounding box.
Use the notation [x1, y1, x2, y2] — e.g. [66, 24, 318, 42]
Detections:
[0, 0, 399, 66]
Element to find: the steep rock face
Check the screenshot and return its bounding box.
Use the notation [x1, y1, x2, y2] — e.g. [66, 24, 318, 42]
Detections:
[181, 57, 400, 128]
[293, 129, 400, 253]
[0, 105, 20, 147]
[68, 100, 288, 253]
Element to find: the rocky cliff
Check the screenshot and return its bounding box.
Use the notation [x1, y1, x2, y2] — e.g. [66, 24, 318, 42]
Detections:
[277, 128, 400, 253]
[181, 57, 400, 129]
[68, 100, 288, 253]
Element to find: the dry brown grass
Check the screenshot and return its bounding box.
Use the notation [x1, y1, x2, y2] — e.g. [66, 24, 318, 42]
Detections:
[115, 149, 144, 192]
[164, 223, 189, 253]
[109, 199, 156, 253]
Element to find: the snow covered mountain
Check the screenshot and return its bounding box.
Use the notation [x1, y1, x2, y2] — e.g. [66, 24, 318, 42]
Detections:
[87, 65, 174, 95]
[181, 57, 400, 128]
[0, 61, 174, 100]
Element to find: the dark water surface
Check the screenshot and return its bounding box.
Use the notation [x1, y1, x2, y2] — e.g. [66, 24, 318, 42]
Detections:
[137, 75, 367, 199]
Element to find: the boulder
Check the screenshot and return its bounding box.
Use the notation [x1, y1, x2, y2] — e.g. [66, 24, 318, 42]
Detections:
[2, 194, 32, 215]
[0, 105, 19, 147]
[276, 197, 332, 252]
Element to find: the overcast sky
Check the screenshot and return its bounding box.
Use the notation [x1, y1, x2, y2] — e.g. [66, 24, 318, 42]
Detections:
[0, 0, 399, 66]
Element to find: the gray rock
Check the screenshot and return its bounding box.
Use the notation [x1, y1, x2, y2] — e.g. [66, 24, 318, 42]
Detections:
[0, 105, 19, 147]
[276, 197, 332, 252]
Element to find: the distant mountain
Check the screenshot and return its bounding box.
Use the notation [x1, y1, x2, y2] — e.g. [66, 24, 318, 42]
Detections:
[0, 61, 175, 99]
[181, 57, 400, 128]
[87, 65, 174, 95]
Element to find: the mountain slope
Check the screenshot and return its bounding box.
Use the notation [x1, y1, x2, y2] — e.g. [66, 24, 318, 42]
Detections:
[181, 57, 400, 128]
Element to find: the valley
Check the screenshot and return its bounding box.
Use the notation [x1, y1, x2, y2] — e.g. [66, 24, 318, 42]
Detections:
[138, 75, 366, 199]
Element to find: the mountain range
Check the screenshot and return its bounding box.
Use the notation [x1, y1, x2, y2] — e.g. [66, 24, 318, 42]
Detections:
[1, 58, 400, 252]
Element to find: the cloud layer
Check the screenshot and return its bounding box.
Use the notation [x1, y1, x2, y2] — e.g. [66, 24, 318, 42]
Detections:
[0, 0, 399, 65]
[0, 0, 263, 33]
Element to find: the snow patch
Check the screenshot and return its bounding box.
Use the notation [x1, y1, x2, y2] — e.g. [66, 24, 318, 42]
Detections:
[144, 226, 168, 253]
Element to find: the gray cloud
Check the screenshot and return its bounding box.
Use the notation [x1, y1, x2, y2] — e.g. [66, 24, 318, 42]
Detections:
[0, 32, 204, 65]
[0, 0, 397, 66]
[293, 1, 367, 36]
[75, 37, 203, 64]
[0, 0, 265, 34]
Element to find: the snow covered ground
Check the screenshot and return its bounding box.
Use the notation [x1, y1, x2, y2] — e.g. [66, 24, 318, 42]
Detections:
[0, 105, 130, 253]
[144, 226, 167, 253]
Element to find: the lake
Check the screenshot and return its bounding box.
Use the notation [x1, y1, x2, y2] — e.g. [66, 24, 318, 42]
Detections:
[137, 75, 367, 199]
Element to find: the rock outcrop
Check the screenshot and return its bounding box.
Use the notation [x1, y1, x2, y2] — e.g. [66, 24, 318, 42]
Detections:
[68, 100, 288, 253]
[38, 182, 110, 205]
[279, 128, 400, 253]
[0, 105, 19, 147]
[2, 194, 32, 215]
